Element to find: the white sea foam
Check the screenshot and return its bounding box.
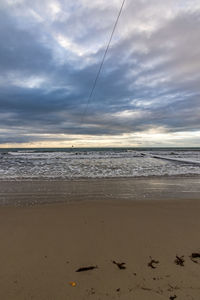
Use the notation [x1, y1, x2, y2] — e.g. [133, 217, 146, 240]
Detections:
[0, 149, 200, 179]
[149, 154, 200, 165]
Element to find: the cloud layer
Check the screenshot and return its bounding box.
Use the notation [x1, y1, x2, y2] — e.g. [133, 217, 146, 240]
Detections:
[0, 0, 200, 147]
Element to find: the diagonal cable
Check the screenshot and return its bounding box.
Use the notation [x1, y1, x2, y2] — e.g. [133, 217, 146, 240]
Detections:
[81, 0, 126, 124]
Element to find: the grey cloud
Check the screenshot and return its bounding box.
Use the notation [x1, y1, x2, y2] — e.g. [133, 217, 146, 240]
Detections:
[0, 0, 200, 144]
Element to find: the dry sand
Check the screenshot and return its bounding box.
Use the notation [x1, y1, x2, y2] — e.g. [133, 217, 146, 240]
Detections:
[0, 196, 200, 299]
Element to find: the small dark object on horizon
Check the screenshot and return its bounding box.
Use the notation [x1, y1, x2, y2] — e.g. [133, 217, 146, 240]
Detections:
[76, 266, 98, 272]
[112, 260, 126, 269]
[148, 257, 159, 269]
[169, 295, 177, 300]
[190, 252, 200, 263]
[175, 255, 184, 266]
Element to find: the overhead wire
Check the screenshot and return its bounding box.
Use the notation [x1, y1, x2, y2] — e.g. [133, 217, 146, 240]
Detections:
[81, 0, 126, 124]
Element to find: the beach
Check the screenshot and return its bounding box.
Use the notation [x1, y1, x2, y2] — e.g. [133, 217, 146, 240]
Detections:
[0, 178, 200, 299]
[1, 0, 200, 296]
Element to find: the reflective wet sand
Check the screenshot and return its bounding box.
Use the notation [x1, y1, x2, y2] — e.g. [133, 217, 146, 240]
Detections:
[0, 176, 200, 206]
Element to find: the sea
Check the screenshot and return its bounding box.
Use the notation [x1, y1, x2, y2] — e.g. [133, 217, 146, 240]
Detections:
[0, 147, 200, 180]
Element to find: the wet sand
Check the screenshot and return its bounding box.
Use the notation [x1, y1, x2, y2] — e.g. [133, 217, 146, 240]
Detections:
[0, 178, 200, 299]
[0, 176, 200, 206]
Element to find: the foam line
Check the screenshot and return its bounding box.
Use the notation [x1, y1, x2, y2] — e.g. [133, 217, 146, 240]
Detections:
[151, 155, 200, 165]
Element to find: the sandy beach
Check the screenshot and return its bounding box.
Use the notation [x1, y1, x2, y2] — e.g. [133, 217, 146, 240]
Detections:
[0, 178, 200, 299]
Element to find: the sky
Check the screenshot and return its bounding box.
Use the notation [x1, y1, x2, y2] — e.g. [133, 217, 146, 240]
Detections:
[0, 0, 200, 148]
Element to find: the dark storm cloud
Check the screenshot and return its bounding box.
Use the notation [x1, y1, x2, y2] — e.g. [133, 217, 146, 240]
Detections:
[0, 0, 200, 145]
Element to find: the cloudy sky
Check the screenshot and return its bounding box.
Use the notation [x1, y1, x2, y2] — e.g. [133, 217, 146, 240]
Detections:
[0, 0, 200, 147]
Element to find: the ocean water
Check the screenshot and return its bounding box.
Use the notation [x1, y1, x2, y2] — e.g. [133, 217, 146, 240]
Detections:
[0, 147, 200, 180]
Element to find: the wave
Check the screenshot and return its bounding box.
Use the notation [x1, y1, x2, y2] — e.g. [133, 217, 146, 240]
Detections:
[0, 149, 200, 179]
[150, 154, 200, 165]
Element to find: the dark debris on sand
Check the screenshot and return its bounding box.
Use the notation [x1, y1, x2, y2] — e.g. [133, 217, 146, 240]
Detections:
[190, 252, 200, 263]
[76, 266, 98, 272]
[148, 257, 159, 269]
[112, 260, 126, 269]
[174, 255, 185, 266]
[169, 295, 177, 300]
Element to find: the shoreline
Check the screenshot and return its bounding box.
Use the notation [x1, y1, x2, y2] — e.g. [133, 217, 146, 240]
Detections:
[0, 176, 200, 207]
[1, 173, 200, 181]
